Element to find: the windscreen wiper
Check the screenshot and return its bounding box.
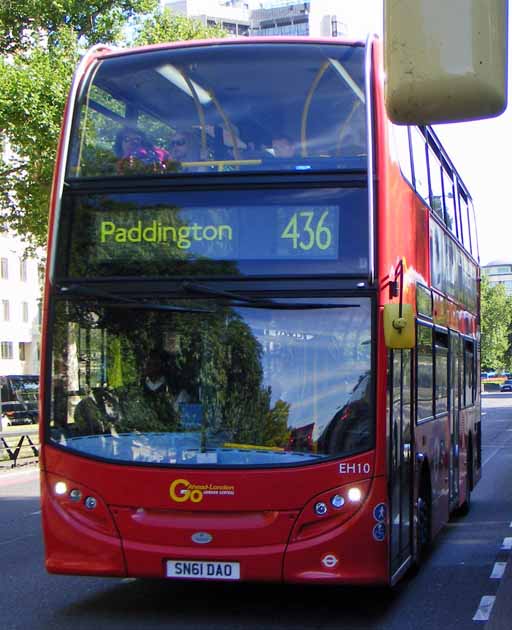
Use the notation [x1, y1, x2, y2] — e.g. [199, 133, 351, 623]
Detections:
[58, 284, 213, 313]
[181, 281, 360, 310]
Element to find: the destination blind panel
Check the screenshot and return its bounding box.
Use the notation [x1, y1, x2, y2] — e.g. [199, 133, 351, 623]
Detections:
[61, 187, 369, 277]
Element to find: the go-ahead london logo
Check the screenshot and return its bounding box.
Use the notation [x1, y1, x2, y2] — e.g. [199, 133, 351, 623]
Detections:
[169, 479, 235, 503]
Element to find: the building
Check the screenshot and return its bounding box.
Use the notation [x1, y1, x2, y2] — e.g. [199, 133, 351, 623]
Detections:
[0, 134, 42, 376]
[0, 233, 42, 375]
[482, 259, 512, 296]
[159, 0, 382, 39]
[162, 0, 251, 37]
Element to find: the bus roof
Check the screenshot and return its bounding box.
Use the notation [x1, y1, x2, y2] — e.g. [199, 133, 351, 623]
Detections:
[85, 36, 368, 62]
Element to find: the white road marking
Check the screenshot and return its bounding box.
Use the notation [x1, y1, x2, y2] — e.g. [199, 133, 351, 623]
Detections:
[501, 537, 512, 550]
[490, 562, 507, 579]
[472, 596, 495, 621]
[482, 447, 503, 466]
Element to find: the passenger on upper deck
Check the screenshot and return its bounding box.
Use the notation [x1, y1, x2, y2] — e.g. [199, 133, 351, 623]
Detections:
[114, 125, 170, 174]
[169, 128, 213, 164]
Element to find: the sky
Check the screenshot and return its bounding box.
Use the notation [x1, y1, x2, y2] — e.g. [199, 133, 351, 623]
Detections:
[336, 0, 511, 266]
[342, 0, 511, 266]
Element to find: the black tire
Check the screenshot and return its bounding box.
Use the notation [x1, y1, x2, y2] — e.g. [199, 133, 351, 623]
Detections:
[415, 478, 432, 565]
[457, 440, 473, 516]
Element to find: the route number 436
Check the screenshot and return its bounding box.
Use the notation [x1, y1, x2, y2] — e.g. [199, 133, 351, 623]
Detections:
[281, 210, 332, 251]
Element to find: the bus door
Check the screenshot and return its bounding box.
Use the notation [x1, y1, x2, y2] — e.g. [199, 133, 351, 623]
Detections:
[448, 332, 462, 509]
[389, 349, 413, 575]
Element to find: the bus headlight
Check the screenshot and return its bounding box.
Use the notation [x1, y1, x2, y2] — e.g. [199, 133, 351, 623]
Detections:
[348, 487, 362, 502]
[54, 481, 67, 495]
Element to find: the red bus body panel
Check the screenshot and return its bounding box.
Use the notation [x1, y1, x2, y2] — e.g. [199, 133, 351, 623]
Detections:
[41, 446, 387, 583]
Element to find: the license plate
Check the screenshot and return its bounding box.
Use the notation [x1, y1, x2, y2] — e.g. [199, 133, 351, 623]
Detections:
[166, 560, 240, 580]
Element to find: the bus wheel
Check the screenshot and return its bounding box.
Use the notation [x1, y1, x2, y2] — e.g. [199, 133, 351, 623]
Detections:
[416, 480, 432, 564]
[458, 440, 473, 516]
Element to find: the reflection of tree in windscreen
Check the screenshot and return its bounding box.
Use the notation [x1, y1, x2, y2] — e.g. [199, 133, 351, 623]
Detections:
[170, 309, 290, 447]
[51, 302, 75, 429]
[76, 302, 290, 445]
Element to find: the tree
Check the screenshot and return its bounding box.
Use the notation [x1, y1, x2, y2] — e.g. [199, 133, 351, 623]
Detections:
[0, 27, 80, 244]
[0, 4, 225, 247]
[0, 0, 157, 54]
[132, 8, 226, 46]
[480, 276, 512, 371]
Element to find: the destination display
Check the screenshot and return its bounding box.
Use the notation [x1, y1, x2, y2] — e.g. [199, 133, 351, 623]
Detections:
[61, 187, 369, 277]
[93, 204, 340, 261]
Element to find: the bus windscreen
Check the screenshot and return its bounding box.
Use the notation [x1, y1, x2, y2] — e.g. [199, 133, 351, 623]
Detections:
[67, 43, 366, 177]
[48, 297, 373, 467]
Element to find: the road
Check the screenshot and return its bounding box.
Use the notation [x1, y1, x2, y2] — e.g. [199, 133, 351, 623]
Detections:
[1, 393, 512, 630]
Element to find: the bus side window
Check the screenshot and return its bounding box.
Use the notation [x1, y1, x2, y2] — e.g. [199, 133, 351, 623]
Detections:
[442, 167, 457, 238]
[427, 145, 443, 222]
[416, 324, 433, 421]
[434, 330, 448, 415]
[464, 340, 475, 406]
[391, 124, 413, 184]
[468, 199, 479, 260]
[410, 127, 429, 203]
[459, 191, 471, 253]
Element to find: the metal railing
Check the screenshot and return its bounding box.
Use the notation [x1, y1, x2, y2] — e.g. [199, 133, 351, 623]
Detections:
[0, 429, 39, 468]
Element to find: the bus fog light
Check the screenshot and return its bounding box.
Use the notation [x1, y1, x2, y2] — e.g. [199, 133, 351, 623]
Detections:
[54, 481, 67, 495]
[314, 501, 328, 516]
[69, 489, 82, 502]
[84, 496, 97, 510]
[331, 494, 345, 509]
[347, 487, 362, 502]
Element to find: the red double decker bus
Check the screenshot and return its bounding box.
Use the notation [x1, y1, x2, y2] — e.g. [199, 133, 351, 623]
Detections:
[40, 36, 480, 585]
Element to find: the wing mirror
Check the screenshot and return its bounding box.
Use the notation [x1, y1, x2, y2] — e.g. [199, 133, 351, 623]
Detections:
[383, 303, 415, 349]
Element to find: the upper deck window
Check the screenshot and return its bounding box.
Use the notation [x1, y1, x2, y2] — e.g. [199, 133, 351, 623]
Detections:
[68, 43, 366, 178]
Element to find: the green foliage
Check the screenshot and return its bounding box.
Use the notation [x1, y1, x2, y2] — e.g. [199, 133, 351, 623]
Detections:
[0, 3, 225, 247]
[0, 26, 79, 246]
[0, 0, 158, 53]
[132, 8, 227, 46]
[480, 276, 512, 371]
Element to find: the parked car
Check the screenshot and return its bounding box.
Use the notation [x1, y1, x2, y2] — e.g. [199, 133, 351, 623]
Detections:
[0, 401, 37, 426]
[500, 379, 512, 392]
